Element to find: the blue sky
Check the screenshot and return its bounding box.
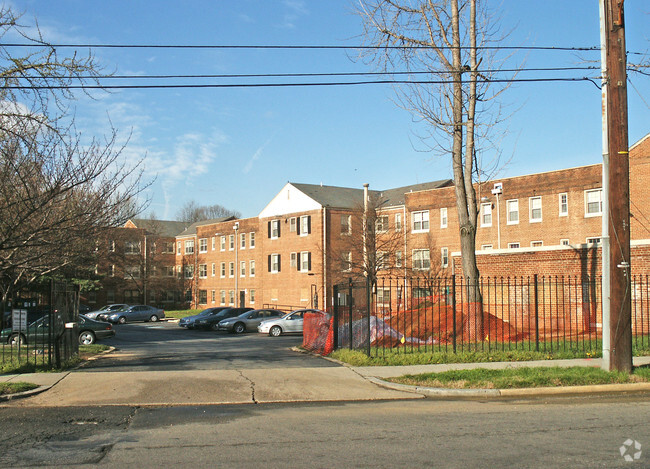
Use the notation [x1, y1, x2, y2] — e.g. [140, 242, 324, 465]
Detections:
[8, 0, 650, 219]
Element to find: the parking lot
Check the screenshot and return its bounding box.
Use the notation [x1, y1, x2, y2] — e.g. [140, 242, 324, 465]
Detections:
[86, 320, 339, 372]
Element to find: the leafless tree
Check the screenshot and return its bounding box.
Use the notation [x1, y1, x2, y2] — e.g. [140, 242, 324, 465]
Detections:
[357, 0, 514, 338]
[0, 7, 149, 317]
[176, 200, 240, 224]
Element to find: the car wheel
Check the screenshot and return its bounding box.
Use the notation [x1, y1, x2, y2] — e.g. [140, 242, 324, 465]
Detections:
[118, 316, 127, 324]
[8, 333, 25, 346]
[234, 323, 246, 334]
[79, 331, 96, 345]
[269, 326, 282, 337]
[150, 315, 159, 322]
[210, 323, 220, 331]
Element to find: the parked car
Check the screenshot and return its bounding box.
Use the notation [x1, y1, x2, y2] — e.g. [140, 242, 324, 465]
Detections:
[86, 304, 130, 320]
[1, 314, 115, 346]
[103, 305, 165, 324]
[218, 308, 285, 334]
[179, 307, 229, 329]
[193, 307, 253, 331]
[258, 309, 327, 337]
[79, 303, 91, 314]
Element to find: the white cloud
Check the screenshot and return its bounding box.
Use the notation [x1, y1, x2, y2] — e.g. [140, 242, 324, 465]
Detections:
[243, 138, 273, 174]
[279, 0, 309, 29]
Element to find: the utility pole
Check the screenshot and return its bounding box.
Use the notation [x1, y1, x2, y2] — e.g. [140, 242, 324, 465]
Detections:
[604, 0, 632, 372]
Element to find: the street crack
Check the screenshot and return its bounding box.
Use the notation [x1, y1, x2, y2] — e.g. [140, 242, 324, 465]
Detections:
[237, 370, 258, 404]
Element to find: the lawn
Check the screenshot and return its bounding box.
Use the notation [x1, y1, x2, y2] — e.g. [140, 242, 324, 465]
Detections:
[164, 309, 202, 320]
[0, 381, 39, 395]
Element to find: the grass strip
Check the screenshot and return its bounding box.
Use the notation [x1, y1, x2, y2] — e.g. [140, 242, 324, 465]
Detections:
[164, 309, 202, 319]
[387, 366, 650, 389]
[0, 381, 39, 395]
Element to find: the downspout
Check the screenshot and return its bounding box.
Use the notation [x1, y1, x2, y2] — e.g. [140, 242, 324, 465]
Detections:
[322, 206, 327, 309]
[363, 184, 369, 276]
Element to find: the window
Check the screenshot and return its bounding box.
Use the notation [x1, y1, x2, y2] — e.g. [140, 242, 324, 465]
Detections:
[164, 242, 175, 254]
[290, 252, 297, 268]
[229, 262, 234, 278]
[300, 252, 312, 272]
[395, 213, 402, 232]
[240, 233, 246, 249]
[109, 240, 115, 252]
[559, 193, 568, 217]
[342, 252, 352, 272]
[412, 249, 431, 270]
[561, 239, 570, 246]
[177, 241, 182, 255]
[508, 242, 520, 249]
[125, 241, 140, 254]
[376, 251, 388, 270]
[341, 215, 351, 234]
[395, 251, 402, 268]
[375, 215, 389, 233]
[269, 219, 281, 239]
[529, 197, 542, 223]
[289, 217, 297, 232]
[220, 290, 226, 305]
[211, 290, 216, 303]
[165, 266, 175, 277]
[106, 290, 115, 303]
[109, 265, 115, 277]
[211, 263, 216, 277]
[482, 244, 493, 250]
[250, 260, 256, 277]
[211, 237, 216, 251]
[441, 247, 449, 268]
[376, 288, 390, 305]
[412, 211, 430, 232]
[586, 237, 602, 245]
[481, 203, 492, 227]
[184, 265, 194, 279]
[198, 290, 207, 305]
[507, 199, 519, 224]
[125, 265, 140, 279]
[249, 232, 255, 248]
[440, 208, 448, 228]
[531, 241, 543, 248]
[229, 235, 234, 251]
[220, 262, 226, 278]
[199, 238, 208, 253]
[585, 189, 603, 216]
[240, 261, 246, 277]
[250, 289, 256, 304]
[220, 236, 226, 251]
[269, 254, 281, 273]
[299, 215, 311, 235]
[229, 290, 235, 305]
[185, 240, 194, 254]
[198, 264, 207, 278]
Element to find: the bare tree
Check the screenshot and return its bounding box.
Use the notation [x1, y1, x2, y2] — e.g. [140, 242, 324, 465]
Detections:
[357, 0, 513, 339]
[176, 200, 240, 224]
[0, 7, 149, 317]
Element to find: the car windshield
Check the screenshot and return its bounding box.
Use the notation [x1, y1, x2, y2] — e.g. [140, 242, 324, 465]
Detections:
[212, 310, 232, 319]
[199, 309, 215, 316]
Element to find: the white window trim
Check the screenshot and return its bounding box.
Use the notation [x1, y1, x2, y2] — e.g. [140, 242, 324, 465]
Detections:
[508, 242, 521, 249]
[482, 244, 493, 250]
[506, 199, 519, 225]
[220, 236, 226, 251]
[300, 215, 310, 236]
[412, 249, 431, 270]
[558, 193, 569, 217]
[271, 220, 281, 239]
[412, 210, 430, 233]
[198, 264, 208, 279]
[270, 254, 280, 273]
[584, 188, 603, 217]
[531, 241, 543, 248]
[250, 260, 256, 277]
[560, 239, 570, 246]
[249, 232, 256, 248]
[441, 247, 449, 268]
[529, 196, 542, 223]
[440, 208, 448, 229]
[240, 261, 246, 277]
[481, 203, 492, 227]
[199, 238, 208, 253]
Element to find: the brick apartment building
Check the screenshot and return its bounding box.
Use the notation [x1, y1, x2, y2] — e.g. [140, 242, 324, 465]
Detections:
[94, 133, 650, 312]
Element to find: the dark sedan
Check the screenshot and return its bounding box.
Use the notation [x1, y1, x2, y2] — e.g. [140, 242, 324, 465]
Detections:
[179, 307, 229, 329]
[103, 305, 165, 324]
[217, 309, 285, 333]
[193, 307, 253, 331]
[2, 314, 115, 346]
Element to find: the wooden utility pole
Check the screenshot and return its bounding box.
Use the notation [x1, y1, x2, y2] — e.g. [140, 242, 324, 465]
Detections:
[604, 0, 632, 372]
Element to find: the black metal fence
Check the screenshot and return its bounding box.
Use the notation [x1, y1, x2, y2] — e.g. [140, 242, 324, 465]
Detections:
[1, 280, 80, 370]
[333, 275, 650, 357]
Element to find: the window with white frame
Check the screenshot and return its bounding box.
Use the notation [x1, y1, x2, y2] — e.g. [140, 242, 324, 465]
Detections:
[508, 242, 520, 249]
[376, 288, 390, 305]
[109, 240, 115, 252]
[531, 241, 543, 248]
[440, 208, 448, 228]
[220, 290, 226, 305]
[165, 242, 175, 254]
[412, 249, 431, 270]
[481, 203, 492, 227]
[375, 215, 389, 233]
[586, 237, 602, 245]
[185, 239, 194, 254]
[341, 215, 351, 235]
[220, 236, 226, 251]
[395, 251, 402, 268]
[240, 233, 246, 249]
[376, 251, 388, 270]
[529, 197, 542, 222]
[220, 262, 226, 278]
[211, 237, 216, 251]
[299, 215, 311, 235]
[250, 289, 256, 304]
[240, 261, 246, 277]
[584, 189, 603, 216]
[198, 290, 207, 305]
[289, 217, 297, 232]
[482, 244, 493, 250]
[300, 251, 311, 272]
[125, 265, 141, 279]
[229, 262, 234, 278]
[342, 252, 352, 272]
[211, 290, 216, 303]
[125, 241, 140, 254]
[395, 213, 402, 232]
[412, 210, 430, 232]
[109, 265, 115, 277]
[177, 241, 181, 255]
[229, 290, 234, 305]
[559, 193, 568, 217]
[249, 232, 255, 248]
[229, 234, 234, 250]
[441, 247, 449, 268]
[561, 239, 570, 246]
[198, 264, 207, 278]
[165, 266, 175, 277]
[199, 238, 208, 253]
[211, 263, 216, 277]
[250, 260, 256, 277]
[269, 254, 281, 273]
[184, 265, 194, 279]
[270, 219, 281, 238]
[507, 199, 519, 224]
[290, 252, 297, 268]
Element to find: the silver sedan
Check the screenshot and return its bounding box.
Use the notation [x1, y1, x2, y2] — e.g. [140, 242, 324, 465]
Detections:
[218, 309, 285, 333]
[257, 309, 326, 337]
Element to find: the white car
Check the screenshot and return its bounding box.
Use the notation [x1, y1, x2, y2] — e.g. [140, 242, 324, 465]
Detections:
[257, 309, 326, 337]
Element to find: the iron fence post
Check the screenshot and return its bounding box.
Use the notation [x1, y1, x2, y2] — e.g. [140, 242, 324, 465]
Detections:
[366, 276, 371, 357]
[534, 274, 540, 352]
[333, 284, 339, 351]
[452, 275, 457, 354]
[348, 279, 353, 351]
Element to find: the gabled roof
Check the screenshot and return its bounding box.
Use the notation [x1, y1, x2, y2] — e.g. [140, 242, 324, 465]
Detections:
[128, 219, 189, 238]
[290, 179, 452, 210]
[177, 216, 237, 237]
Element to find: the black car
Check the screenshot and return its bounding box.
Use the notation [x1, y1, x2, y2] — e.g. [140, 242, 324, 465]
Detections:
[192, 307, 253, 331]
[179, 307, 229, 329]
